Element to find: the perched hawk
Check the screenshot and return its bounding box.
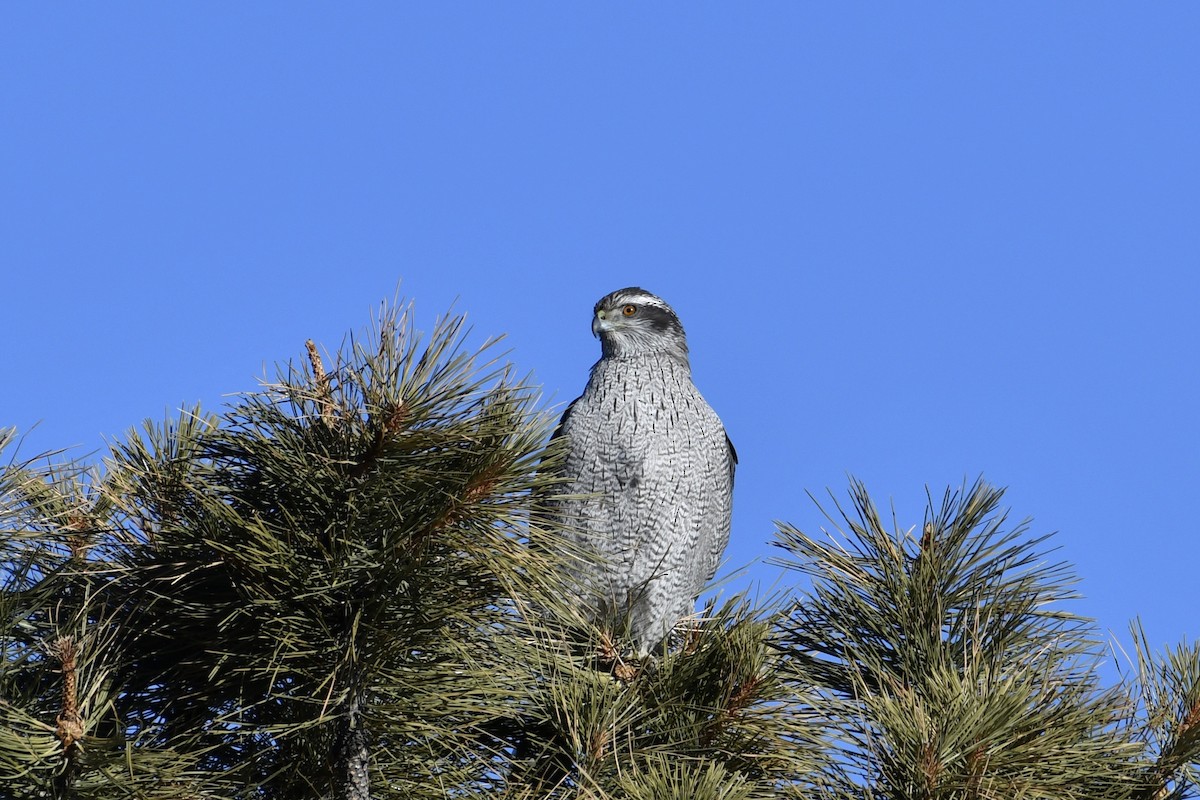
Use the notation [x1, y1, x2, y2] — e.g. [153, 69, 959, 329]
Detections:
[549, 287, 736, 654]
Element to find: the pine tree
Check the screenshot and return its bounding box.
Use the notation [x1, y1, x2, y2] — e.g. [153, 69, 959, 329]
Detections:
[0, 300, 583, 797]
[2, 298, 1199, 799]
[770, 479, 1200, 799]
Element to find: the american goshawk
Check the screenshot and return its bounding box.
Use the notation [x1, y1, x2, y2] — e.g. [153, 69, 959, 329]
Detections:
[549, 287, 736, 654]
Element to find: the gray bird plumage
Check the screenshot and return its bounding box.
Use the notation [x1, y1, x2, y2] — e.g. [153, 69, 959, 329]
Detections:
[550, 287, 736, 654]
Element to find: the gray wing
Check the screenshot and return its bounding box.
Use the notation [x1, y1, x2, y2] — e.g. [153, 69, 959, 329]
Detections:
[700, 430, 737, 586]
[548, 398, 579, 446]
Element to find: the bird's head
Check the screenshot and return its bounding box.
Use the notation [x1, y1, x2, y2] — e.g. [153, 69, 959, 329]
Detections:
[591, 287, 689, 361]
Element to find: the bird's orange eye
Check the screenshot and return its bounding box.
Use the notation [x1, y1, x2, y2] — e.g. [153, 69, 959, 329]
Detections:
[622, 304, 637, 317]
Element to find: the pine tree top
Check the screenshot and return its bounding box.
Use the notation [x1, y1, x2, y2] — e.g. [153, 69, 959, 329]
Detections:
[1, 299, 1198, 799]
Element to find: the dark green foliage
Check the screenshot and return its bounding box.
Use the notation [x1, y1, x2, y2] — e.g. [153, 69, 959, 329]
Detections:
[0, 301, 581, 798]
[770, 479, 1200, 799]
[2, 300, 1199, 799]
[1126, 622, 1200, 800]
[502, 595, 833, 799]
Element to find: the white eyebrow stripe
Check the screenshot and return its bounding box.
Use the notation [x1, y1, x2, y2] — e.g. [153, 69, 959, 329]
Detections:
[614, 292, 671, 310]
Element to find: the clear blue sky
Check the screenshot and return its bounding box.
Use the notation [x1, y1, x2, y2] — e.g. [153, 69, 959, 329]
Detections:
[4, 5, 1197, 672]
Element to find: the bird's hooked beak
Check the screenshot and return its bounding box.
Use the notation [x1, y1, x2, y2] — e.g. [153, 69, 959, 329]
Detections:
[591, 310, 609, 338]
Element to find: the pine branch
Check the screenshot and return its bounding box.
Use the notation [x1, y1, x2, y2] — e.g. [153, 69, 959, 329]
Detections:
[1125, 621, 1200, 800]
[503, 594, 835, 799]
[89, 297, 580, 798]
[771, 478, 1141, 799]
